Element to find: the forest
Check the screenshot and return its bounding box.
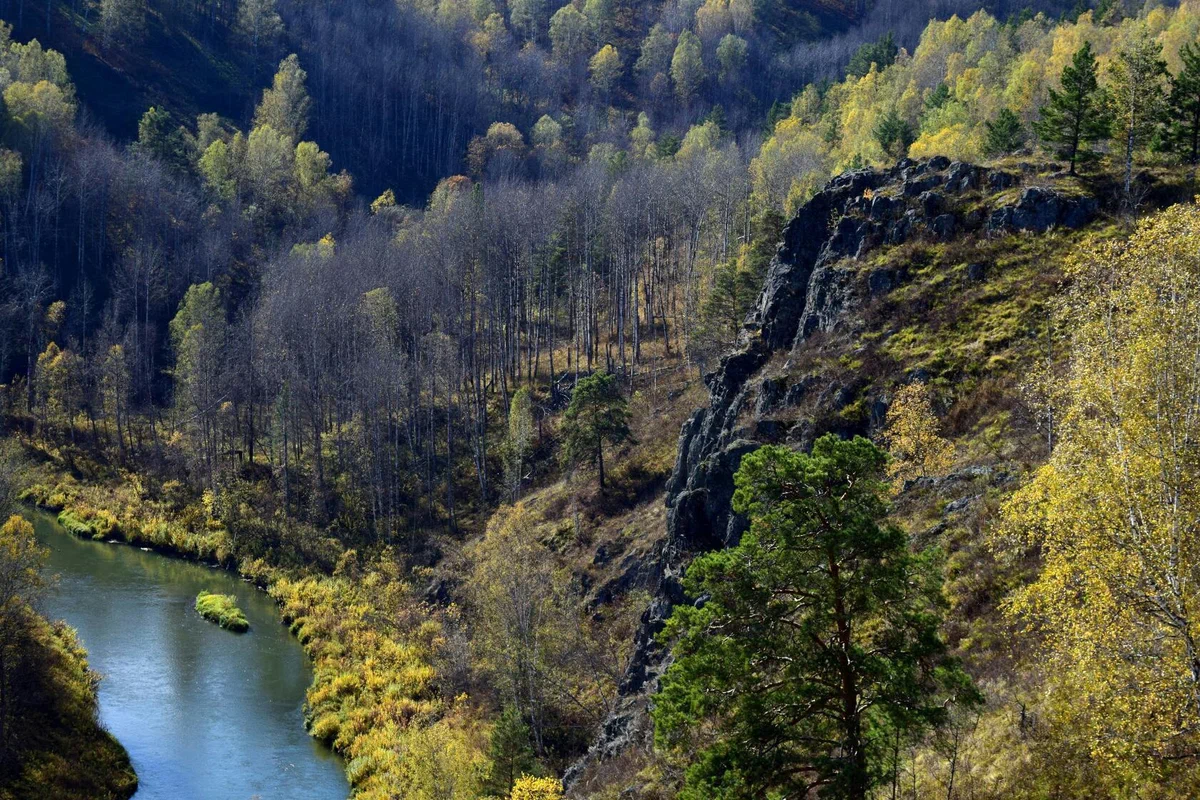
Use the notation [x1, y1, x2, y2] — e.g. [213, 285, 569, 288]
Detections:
[3, 0, 1200, 796]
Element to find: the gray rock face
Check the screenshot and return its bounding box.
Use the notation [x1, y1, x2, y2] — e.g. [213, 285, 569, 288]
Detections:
[988, 186, 1099, 233]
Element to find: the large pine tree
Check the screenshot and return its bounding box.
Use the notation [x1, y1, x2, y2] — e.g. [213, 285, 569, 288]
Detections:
[653, 435, 978, 800]
[1034, 42, 1111, 174]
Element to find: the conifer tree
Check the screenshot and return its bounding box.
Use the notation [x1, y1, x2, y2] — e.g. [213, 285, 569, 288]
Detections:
[873, 108, 913, 160]
[984, 108, 1026, 156]
[561, 372, 631, 489]
[654, 436, 977, 800]
[483, 705, 537, 796]
[1034, 42, 1111, 175]
[1166, 41, 1200, 182]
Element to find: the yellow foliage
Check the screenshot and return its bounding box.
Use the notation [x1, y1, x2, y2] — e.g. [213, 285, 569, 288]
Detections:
[883, 382, 954, 486]
[1000, 203, 1200, 780]
[509, 775, 563, 800]
[750, 2, 1200, 210]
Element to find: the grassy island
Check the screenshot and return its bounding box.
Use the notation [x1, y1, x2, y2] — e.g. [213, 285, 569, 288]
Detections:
[194, 592, 249, 633]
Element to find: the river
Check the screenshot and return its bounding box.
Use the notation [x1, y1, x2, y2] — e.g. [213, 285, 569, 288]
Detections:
[30, 511, 350, 800]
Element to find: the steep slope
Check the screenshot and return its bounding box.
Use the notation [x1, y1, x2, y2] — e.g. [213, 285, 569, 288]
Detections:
[565, 156, 1158, 793]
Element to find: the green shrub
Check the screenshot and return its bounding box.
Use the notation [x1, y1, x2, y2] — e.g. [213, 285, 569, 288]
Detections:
[194, 591, 249, 632]
[57, 510, 98, 540]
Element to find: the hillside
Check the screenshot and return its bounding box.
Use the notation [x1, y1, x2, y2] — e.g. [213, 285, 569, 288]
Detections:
[5, 0, 1200, 797]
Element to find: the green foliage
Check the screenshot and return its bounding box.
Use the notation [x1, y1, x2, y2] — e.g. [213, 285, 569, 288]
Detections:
[873, 108, 914, 160]
[924, 83, 951, 113]
[1108, 27, 1167, 193]
[1166, 42, 1200, 168]
[484, 705, 537, 796]
[589, 45, 622, 95]
[1034, 42, 1111, 174]
[194, 591, 250, 632]
[56, 509, 98, 540]
[716, 34, 748, 83]
[134, 107, 193, 176]
[984, 108, 1026, 156]
[99, 0, 146, 47]
[634, 23, 674, 79]
[670, 31, 705, 104]
[561, 372, 632, 489]
[548, 5, 589, 62]
[237, 0, 283, 55]
[505, 389, 535, 502]
[846, 31, 897, 79]
[654, 436, 977, 800]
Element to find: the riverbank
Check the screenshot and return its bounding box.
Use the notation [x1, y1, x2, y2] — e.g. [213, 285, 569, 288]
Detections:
[0, 611, 137, 800]
[14, 441, 479, 798]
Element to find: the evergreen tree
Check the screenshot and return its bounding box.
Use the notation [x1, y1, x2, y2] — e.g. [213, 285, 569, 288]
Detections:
[1165, 42, 1200, 181]
[1034, 42, 1111, 175]
[133, 107, 192, 176]
[1108, 27, 1167, 195]
[654, 435, 977, 800]
[484, 705, 537, 796]
[671, 31, 705, 105]
[924, 82, 951, 113]
[984, 108, 1026, 156]
[846, 31, 897, 79]
[873, 108, 913, 160]
[561, 372, 631, 489]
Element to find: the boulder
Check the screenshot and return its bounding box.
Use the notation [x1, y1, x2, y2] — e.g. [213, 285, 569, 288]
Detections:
[989, 186, 1098, 233]
[930, 213, 957, 239]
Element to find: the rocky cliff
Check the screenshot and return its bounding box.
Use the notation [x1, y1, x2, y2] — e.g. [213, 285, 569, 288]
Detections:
[564, 156, 1104, 791]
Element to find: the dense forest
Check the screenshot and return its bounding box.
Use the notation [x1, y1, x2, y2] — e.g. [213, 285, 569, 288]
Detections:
[4, 0, 1200, 796]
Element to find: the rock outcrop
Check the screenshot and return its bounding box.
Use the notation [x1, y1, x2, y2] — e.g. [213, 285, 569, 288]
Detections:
[564, 158, 1103, 790]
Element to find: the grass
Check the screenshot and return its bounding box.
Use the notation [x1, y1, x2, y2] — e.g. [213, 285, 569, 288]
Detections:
[57, 509, 99, 539]
[194, 591, 249, 633]
[0, 615, 138, 800]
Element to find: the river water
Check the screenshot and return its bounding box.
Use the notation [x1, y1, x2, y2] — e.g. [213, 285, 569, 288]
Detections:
[30, 511, 349, 800]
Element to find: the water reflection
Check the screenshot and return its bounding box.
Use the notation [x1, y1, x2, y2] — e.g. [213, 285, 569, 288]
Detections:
[30, 512, 348, 800]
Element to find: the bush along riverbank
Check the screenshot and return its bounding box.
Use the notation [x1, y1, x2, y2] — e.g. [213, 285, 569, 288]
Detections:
[15, 451, 477, 799]
[195, 592, 249, 632]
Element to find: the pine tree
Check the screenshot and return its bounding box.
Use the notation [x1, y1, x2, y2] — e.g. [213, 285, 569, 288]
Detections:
[984, 108, 1026, 156]
[1166, 42, 1200, 182]
[654, 436, 978, 800]
[846, 31, 897, 79]
[1034, 42, 1111, 175]
[561, 372, 631, 489]
[873, 108, 913, 160]
[483, 705, 537, 796]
